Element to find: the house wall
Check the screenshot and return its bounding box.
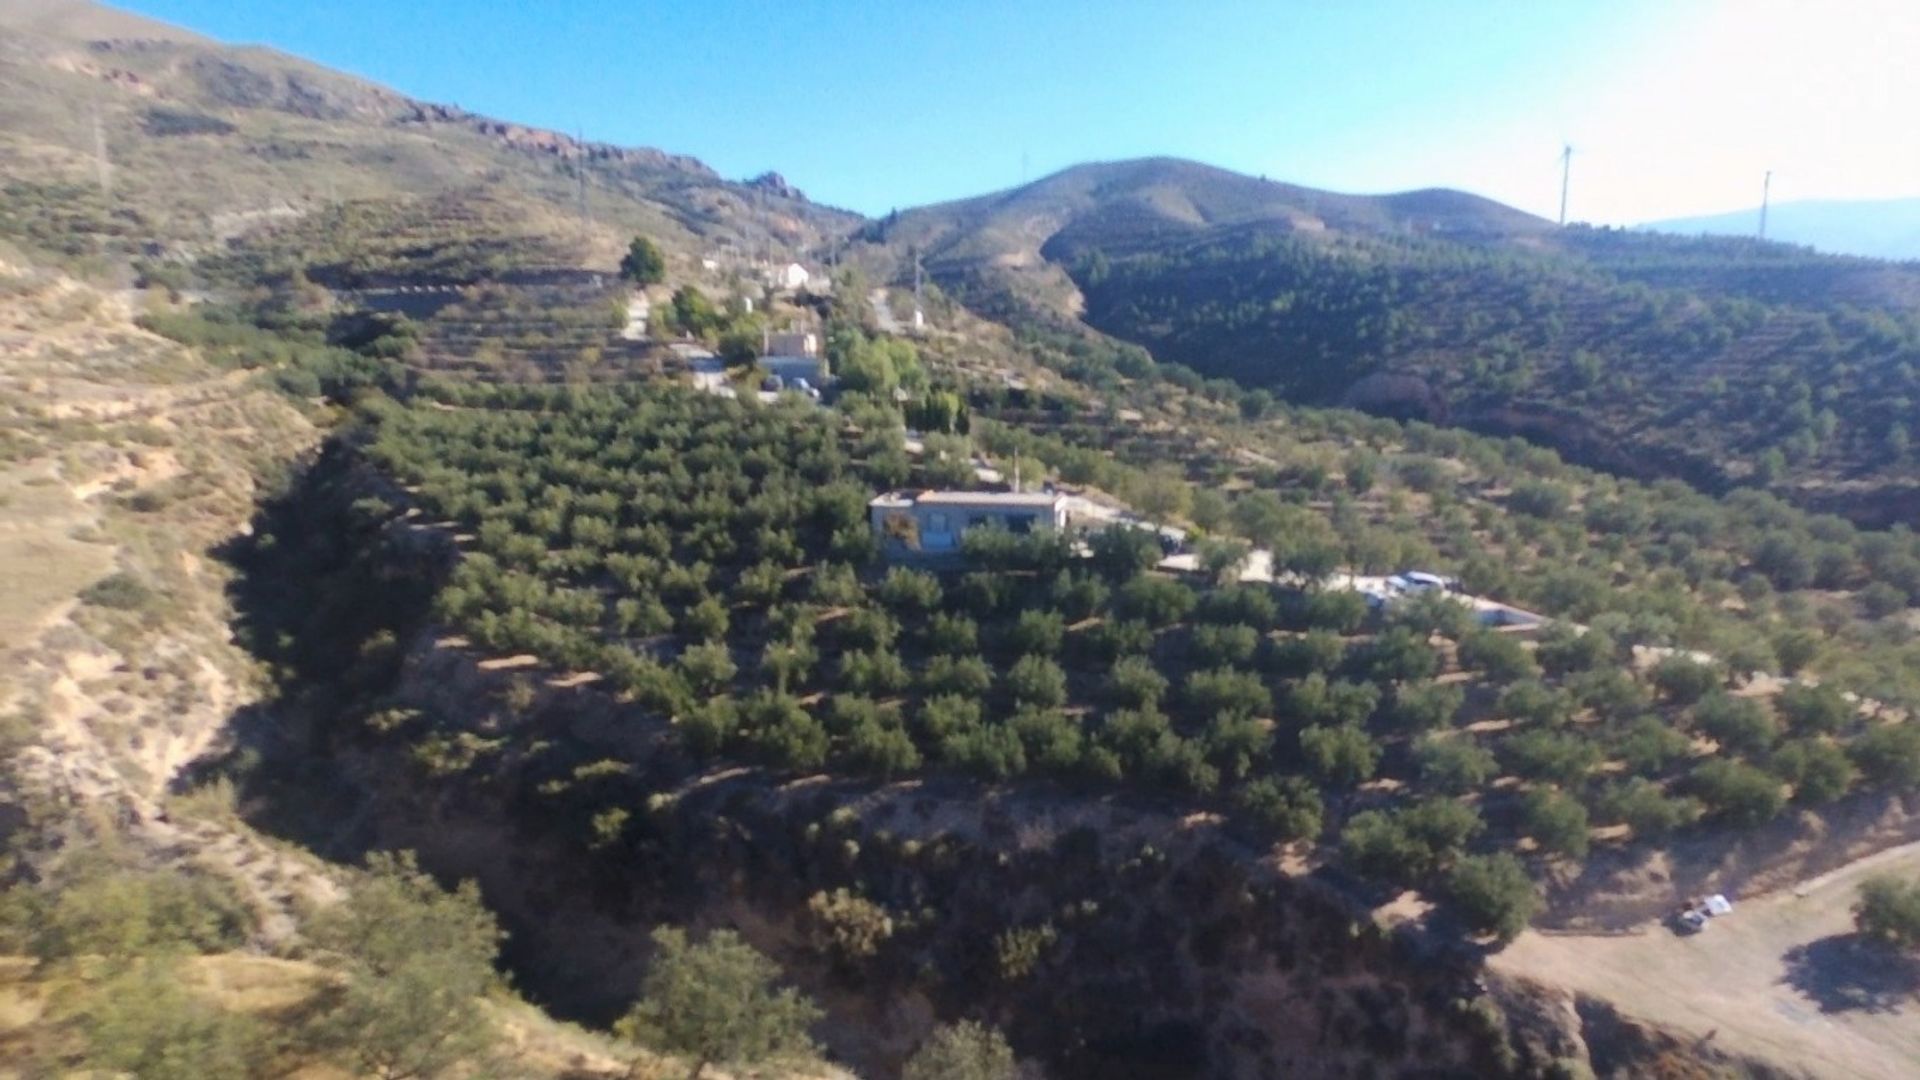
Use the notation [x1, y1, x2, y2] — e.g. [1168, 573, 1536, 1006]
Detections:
[872, 500, 1066, 558]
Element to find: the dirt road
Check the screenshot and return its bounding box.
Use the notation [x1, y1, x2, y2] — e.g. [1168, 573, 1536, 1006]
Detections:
[1494, 841, 1920, 1079]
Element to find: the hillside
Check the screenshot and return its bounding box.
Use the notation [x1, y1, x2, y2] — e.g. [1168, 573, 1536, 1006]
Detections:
[7, 4, 1920, 1078]
[1644, 197, 1920, 263]
[860, 160, 1920, 525]
[0, 0, 858, 277]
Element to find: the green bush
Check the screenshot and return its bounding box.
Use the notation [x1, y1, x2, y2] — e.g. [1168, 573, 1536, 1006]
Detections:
[1443, 853, 1539, 942]
[1854, 876, 1920, 950]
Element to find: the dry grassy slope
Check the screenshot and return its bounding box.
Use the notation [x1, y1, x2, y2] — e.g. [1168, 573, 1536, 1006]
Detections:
[0, 952, 848, 1080]
[0, 248, 342, 939]
[0, 0, 860, 273]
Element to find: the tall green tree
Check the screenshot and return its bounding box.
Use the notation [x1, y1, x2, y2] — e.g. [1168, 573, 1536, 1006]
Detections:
[903, 1020, 1019, 1080]
[619, 236, 666, 285]
[618, 927, 820, 1080]
[305, 851, 503, 1079]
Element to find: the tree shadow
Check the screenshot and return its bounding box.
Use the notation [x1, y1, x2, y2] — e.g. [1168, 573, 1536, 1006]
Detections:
[1780, 933, 1920, 1014]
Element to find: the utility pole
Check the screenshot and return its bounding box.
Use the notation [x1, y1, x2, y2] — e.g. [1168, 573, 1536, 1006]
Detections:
[1557, 144, 1573, 226]
[1758, 170, 1773, 240]
[574, 129, 591, 234]
[912, 245, 924, 332]
[91, 108, 112, 203]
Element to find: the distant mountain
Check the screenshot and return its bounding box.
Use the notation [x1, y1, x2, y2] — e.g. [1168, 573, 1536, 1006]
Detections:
[855, 157, 1552, 317]
[1640, 198, 1920, 263]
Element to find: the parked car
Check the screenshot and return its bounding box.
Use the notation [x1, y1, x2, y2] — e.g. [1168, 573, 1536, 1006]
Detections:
[761, 374, 784, 392]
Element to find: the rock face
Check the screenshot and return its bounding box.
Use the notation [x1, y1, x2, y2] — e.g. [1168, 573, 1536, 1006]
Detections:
[748, 170, 808, 201]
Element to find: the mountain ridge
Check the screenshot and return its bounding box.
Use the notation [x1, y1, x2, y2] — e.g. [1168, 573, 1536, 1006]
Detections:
[1641, 196, 1920, 263]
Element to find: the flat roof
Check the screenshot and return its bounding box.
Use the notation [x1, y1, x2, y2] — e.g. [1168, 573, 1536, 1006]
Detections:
[869, 490, 1063, 510]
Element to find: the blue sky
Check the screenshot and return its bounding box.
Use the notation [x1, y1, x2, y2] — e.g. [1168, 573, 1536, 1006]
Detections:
[115, 0, 1919, 222]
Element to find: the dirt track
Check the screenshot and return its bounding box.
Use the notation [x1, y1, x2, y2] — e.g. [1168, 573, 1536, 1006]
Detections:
[1495, 841, 1920, 1079]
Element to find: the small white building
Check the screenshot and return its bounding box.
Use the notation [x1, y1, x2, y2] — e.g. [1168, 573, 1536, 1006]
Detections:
[768, 262, 812, 291]
[766, 330, 818, 357]
[869, 490, 1069, 558]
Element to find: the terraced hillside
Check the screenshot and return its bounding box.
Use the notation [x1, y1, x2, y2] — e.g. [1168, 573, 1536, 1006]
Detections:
[861, 160, 1920, 525]
[0, 0, 857, 277]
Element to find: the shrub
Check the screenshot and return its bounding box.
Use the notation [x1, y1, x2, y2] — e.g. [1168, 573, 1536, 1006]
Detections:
[617, 927, 820, 1080]
[1299, 724, 1381, 788]
[1011, 707, 1085, 773]
[1854, 876, 1920, 950]
[920, 654, 993, 697]
[676, 642, 737, 696]
[903, 1020, 1019, 1080]
[842, 716, 922, 777]
[1594, 778, 1698, 838]
[1849, 724, 1920, 787]
[1005, 655, 1067, 708]
[1692, 693, 1778, 756]
[1182, 667, 1272, 718]
[927, 612, 979, 654]
[943, 722, 1027, 779]
[306, 852, 503, 1079]
[1521, 789, 1590, 858]
[879, 567, 943, 613]
[1007, 609, 1066, 657]
[1300, 590, 1368, 634]
[1456, 629, 1539, 681]
[1355, 626, 1438, 683]
[1498, 680, 1575, 727]
[1049, 571, 1110, 621]
[79, 571, 156, 611]
[839, 648, 910, 694]
[1089, 527, 1164, 581]
[1385, 680, 1465, 732]
[742, 693, 828, 769]
[1443, 853, 1540, 942]
[1263, 630, 1346, 677]
[1196, 584, 1279, 629]
[1771, 739, 1856, 804]
[1341, 810, 1421, 881]
[1398, 798, 1486, 876]
[1104, 655, 1169, 709]
[1687, 758, 1785, 826]
[1777, 684, 1853, 736]
[1288, 674, 1381, 728]
[1115, 574, 1196, 627]
[1500, 730, 1599, 785]
[1614, 715, 1693, 776]
[1233, 776, 1324, 842]
[79, 964, 267, 1080]
[917, 695, 982, 742]
[805, 888, 895, 966]
[1415, 736, 1499, 795]
[1650, 656, 1720, 705]
[1190, 622, 1260, 668]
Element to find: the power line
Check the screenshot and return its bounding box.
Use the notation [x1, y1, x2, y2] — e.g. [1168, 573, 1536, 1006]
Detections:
[1557, 144, 1573, 226]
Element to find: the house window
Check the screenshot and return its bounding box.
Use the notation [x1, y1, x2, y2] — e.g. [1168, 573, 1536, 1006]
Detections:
[926, 512, 951, 534]
[1005, 513, 1035, 535]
